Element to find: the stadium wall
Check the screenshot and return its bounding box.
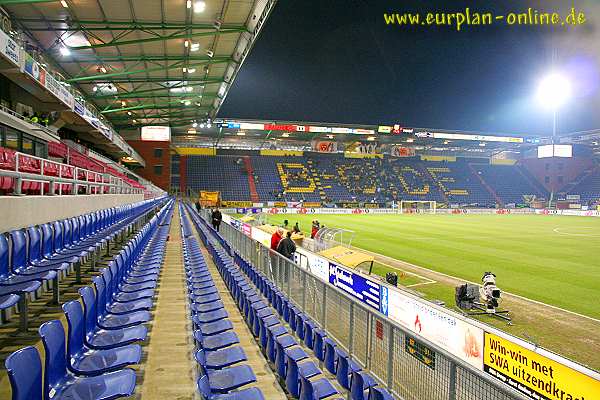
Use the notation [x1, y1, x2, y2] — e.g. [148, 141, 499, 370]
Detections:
[127, 140, 171, 190]
[0, 193, 143, 232]
[521, 156, 593, 192]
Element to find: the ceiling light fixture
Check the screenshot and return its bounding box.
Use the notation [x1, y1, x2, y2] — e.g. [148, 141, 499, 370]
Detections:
[121, 101, 127, 107]
[186, 0, 192, 9]
[184, 40, 189, 48]
[99, 66, 107, 73]
[127, 111, 133, 116]
[194, 1, 206, 13]
[187, 68, 196, 73]
[60, 0, 68, 8]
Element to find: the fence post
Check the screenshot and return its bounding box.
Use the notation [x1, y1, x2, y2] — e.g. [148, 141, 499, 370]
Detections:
[321, 284, 327, 329]
[348, 302, 355, 355]
[387, 324, 394, 389]
[449, 362, 457, 400]
[301, 270, 307, 310]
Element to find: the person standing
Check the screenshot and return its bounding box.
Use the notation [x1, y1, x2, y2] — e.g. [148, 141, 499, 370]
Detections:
[271, 228, 283, 251]
[277, 231, 296, 260]
[211, 208, 222, 231]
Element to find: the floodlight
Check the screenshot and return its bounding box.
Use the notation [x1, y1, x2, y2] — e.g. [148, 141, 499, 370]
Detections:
[60, 47, 71, 56]
[536, 72, 571, 109]
[195, 1, 206, 13]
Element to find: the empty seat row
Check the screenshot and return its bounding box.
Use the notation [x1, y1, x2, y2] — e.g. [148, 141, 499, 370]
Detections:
[186, 204, 394, 400]
[0, 196, 167, 332]
[4, 198, 175, 400]
[178, 203, 266, 400]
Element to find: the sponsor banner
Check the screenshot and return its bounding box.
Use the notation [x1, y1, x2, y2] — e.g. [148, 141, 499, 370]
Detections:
[250, 226, 272, 248]
[433, 132, 524, 143]
[239, 122, 265, 130]
[21, 53, 46, 85]
[309, 126, 332, 133]
[484, 332, 600, 400]
[294, 247, 330, 282]
[44, 73, 75, 109]
[328, 262, 381, 310]
[312, 140, 337, 153]
[352, 128, 375, 135]
[242, 223, 252, 237]
[331, 127, 353, 134]
[378, 125, 392, 133]
[222, 201, 253, 208]
[390, 146, 416, 157]
[264, 123, 297, 132]
[74, 100, 85, 117]
[566, 194, 580, 201]
[383, 288, 484, 370]
[303, 202, 322, 208]
[0, 30, 20, 66]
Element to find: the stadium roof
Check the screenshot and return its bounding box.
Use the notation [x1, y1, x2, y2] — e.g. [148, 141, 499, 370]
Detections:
[1, 0, 276, 130]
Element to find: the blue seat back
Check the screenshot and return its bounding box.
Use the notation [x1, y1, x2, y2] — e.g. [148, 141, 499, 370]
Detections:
[324, 339, 337, 374]
[69, 217, 80, 243]
[4, 346, 43, 400]
[299, 374, 315, 400]
[62, 300, 85, 359]
[351, 371, 368, 400]
[336, 352, 351, 389]
[79, 286, 98, 336]
[93, 275, 108, 316]
[0, 235, 10, 280]
[9, 230, 28, 272]
[38, 320, 68, 397]
[27, 227, 42, 263]
[368, 386, 394, 400]
[196, 375, 212, 398]
[285, 355, 301, 397]
[40, 224, 55, 258]
[52, 221, 64, 253]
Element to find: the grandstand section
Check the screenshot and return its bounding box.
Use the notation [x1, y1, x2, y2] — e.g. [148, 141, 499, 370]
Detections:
[181, 152, 553, 207]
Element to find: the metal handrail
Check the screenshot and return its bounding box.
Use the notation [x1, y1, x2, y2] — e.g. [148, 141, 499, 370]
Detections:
[0, 150, 143, 195]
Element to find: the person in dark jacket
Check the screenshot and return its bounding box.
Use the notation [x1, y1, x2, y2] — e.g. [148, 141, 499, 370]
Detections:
[211, 208, 222, 231]
[277, 231, 296, 260]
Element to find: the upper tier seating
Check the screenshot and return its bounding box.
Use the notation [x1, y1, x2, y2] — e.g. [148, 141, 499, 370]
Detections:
[185, 154, 546, 206]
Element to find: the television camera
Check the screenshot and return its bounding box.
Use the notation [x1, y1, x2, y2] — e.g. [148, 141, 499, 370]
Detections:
[455, 272, 511, 323]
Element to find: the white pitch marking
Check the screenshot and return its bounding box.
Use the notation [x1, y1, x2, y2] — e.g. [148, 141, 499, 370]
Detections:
[553, 227, 600, 237]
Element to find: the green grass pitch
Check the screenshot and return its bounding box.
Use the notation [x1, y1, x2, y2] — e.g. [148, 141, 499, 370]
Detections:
[266, 213, 600, 319]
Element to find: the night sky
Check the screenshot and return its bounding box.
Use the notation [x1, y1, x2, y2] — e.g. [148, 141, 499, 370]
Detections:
[219, 0, 600, 136]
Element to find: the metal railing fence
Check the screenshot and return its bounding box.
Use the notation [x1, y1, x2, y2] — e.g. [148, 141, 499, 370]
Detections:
[202, 210, 527, 400]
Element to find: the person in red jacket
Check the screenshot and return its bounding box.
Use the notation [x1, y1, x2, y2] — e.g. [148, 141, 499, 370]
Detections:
[271, 228, 283, 251]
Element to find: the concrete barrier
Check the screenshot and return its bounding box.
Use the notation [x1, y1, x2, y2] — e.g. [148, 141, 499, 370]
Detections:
[0, 194, 144, 232]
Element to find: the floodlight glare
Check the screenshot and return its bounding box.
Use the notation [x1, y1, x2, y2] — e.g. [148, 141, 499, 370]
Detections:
[536, 72, 571, 109]
[60, 47, 71, 56]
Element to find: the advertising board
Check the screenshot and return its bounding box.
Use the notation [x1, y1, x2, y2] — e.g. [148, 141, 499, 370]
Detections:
[381, 287, 484, 370]
[0, 30, 19, 66]
[484, 332, 600, 400]
[328, 262, 381, 310]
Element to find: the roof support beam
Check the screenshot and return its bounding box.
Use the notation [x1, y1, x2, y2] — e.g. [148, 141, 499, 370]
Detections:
[84, 77, 224, 84]
[68, 28, 246, 50]
[104, 104, 211, 114]
[67, 59, 229, 82]
[56, 55, 230, 63]
[92, 82, 216, 99]
[102, 92, 219, 100]
[17, 18, 246, 30]
[110, 110, 209, 121]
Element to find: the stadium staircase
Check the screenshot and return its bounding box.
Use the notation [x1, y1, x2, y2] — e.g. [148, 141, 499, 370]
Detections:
[243, 157, 260, 203]
[306, 159, 327, 202]
[423, 167, 449, 203]
[516, 165, 548, 199]
[468, 163, 503, 206]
